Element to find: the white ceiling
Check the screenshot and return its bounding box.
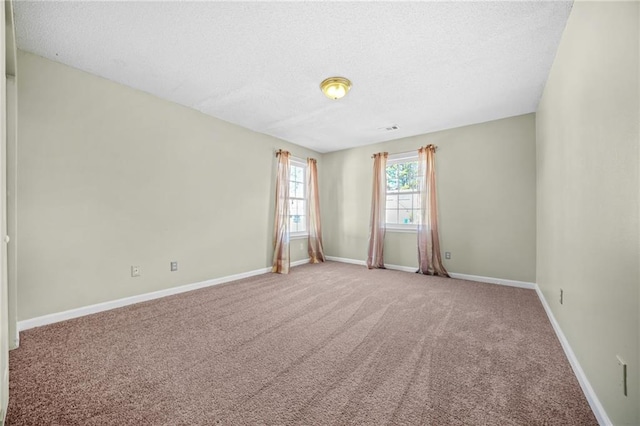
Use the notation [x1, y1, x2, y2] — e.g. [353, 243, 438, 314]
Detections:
[14, 1, 572, 153]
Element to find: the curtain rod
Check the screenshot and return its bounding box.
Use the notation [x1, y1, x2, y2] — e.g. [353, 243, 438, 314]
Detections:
[371, 145, 438, 159]
[275, 149, 318, 162]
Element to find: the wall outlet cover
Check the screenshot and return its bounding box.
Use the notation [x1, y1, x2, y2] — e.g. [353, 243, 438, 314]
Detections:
[131, 265, 141, 277]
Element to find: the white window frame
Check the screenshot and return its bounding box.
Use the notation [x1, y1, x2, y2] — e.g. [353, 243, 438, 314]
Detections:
[385, 152, 420, 233]
[289, 157, 308, 239]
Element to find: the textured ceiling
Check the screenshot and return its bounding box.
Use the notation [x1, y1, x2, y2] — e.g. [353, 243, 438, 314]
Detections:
[14, 1, 572, 153]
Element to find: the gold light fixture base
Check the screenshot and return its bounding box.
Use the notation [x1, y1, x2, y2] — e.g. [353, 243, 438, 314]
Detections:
[320, 77, 352, 100]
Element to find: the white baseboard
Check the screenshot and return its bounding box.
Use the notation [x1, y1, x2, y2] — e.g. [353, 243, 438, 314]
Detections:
[448, 272, 535, 289]
[323, 256, 415, 274]
[290, 258, 311, 267]
[325, 256, 535, 289]
[386, 263, 417, 273]
[534, 285, 611, 426]
[17, 258, 311, 333]
[325, 256, 366, 266]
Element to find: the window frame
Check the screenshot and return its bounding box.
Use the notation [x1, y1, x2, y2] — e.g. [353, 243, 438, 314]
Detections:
[385, 152, 420, 233]
[289, 157, 308, 238]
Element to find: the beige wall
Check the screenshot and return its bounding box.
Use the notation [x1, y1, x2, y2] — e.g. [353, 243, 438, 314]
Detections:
[321, 113, 536, 283]
[16, 51, 319, 320]
[536, 1, 639, 424]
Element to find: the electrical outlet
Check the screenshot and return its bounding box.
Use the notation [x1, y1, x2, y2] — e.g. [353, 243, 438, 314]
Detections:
[299, 242, 304, 250]
[170, 261, 178, 272]
[560, 289, 563, 304]
[445, 252, 451, 259]
[131, 265, 141, 277]
[617, 355, 627, 396]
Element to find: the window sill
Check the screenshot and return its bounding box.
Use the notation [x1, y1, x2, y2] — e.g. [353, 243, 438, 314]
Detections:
[290, 233, 309, 240]
[386, 226, 417, 234]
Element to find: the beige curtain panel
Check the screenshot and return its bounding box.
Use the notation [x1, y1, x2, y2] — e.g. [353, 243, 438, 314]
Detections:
[367, 152, 388, 269]
[272, 150, 291, 274]
[417, 145, 449, 277]
[306, 158, 325, 263]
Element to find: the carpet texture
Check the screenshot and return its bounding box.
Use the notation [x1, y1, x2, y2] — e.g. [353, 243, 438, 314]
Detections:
[8, 262, 597, 425]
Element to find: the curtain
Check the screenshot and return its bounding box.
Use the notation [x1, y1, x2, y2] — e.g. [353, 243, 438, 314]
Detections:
[417, 145, 449, 277]
[367, 152, 388, 269]
[272, 150, 291, 274]
[306, 158, 325, 263]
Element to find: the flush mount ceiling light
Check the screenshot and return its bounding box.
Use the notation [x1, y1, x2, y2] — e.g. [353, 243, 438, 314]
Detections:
[320, 77, 352, 100]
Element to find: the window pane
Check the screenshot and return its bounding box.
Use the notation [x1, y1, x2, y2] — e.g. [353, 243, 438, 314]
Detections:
[398, 193, 412, 210]
[407, 162, 419, 190]
[386, 164, 399, 191]
[289, 181, 304, 198]
[289, 199, 305, 215]
[397, 163, 408, 190]
[396, 162, 419, 190]
[290, 214, 303, 232]
[412, 193, 421, 208]
[290, 215, 306, 233]
[386, 194, 398, 209]
[412, 209, 422, 225]
[411, 163, 422, 189]
[292, 165, 304, 183]
[386, 209, 398, 224]
[399, 209, 415, 224]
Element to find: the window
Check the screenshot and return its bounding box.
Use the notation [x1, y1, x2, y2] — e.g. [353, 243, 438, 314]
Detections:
[289, 159, 307, 236]
[386, 153, 420, 230]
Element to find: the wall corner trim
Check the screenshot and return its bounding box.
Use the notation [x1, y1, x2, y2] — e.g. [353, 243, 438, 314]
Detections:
[534, 285, 612, 426]
[16, 258, 311, 334]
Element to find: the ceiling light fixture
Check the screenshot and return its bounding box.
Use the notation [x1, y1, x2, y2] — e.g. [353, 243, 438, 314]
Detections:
[320, 77, 352, 100]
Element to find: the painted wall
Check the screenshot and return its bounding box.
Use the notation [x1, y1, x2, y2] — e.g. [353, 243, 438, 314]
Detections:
[321, 113, 536, 283]
[16, 51, 319, 320]
[536, 1, 639, 424]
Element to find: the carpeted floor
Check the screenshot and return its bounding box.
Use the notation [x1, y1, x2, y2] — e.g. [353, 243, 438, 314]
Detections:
[7, 261, 596, 425]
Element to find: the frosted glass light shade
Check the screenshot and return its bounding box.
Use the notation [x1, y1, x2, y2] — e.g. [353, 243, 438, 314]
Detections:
[320, 77, 352, 100]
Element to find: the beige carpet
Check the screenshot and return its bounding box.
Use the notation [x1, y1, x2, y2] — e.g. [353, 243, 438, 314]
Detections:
[8, 261, 596, 425]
